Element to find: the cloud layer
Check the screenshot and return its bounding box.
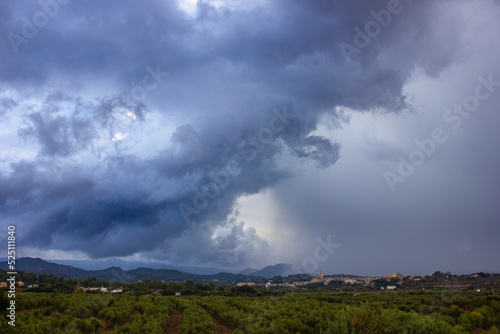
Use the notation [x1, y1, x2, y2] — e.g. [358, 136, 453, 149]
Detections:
[1, 0, 498, 272]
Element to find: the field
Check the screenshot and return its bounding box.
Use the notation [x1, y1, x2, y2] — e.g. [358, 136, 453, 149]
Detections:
[2, 291, 500, 333]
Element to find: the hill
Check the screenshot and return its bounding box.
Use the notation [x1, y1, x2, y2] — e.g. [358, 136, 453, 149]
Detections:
[0, 257, 264, 283]
[248, 263, 295, 278]
[48, 258, 226, 274]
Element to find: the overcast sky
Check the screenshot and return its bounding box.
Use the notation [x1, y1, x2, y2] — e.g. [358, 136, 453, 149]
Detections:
[1, 0, 499, 276]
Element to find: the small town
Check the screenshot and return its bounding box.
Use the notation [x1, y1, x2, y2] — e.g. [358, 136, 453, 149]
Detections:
[2, 268, 498, 297]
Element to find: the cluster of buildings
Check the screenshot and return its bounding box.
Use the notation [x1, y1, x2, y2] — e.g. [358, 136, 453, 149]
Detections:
[0, 281, 25, 288]
[79, 286, 169, 296]
[81, 286, 123, 293]
[0, 281, 36, 292]
[236, 271, 411, 289]
[308, 271, 375, 286]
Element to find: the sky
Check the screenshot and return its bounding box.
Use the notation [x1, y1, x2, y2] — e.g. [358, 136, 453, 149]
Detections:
[0, 0, 499, 277]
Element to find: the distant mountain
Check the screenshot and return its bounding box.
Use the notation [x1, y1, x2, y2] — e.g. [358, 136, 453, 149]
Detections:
[249, 263, 295, 278]
[50, 259, 228, 275]
[49, 259, 160, 271]
[211, 272, 257, 281]
[0, 257, 91, 279]
[240, 267, 259, 275]
[169, 265, 229, 275]
[0, 258, 264, 283]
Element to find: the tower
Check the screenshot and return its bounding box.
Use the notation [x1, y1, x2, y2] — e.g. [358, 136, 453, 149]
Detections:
[320, 271, 323, 279]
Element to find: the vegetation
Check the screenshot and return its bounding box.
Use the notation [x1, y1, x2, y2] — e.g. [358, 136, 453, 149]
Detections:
[175, 298, 216, 333]
[0, 290, 499, 333]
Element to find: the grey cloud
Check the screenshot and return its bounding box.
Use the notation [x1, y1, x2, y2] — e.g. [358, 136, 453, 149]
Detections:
[4, 99, 332, 263]
[0, 97, 18, 116]
[18, 112, 94, 156]
[16, 95, 146, 157]
[0, 0, 490, 269]
[293, 135, 341, 169]
[1, 0, 454, 113]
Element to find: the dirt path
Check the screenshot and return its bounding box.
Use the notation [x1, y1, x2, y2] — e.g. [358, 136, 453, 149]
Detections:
[210, 314, 234, 334]
[164, 309, 182, 334]
[164, 308, 233, 334]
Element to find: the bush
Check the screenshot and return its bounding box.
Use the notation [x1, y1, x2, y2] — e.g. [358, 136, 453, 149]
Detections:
[458, 311, 485, 331]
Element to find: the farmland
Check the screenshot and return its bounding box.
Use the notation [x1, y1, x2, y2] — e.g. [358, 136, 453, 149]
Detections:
[2, 290, 499, 333]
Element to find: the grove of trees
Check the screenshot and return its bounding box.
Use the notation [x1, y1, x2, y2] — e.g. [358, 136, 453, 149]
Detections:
[0, 289, 499, 333]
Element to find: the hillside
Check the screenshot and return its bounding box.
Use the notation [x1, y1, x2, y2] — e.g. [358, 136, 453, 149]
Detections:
[248, 263, 295, 278]
[0, 257, 264, 283]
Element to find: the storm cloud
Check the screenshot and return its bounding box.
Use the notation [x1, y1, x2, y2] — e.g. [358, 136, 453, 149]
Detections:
[0, 0, 499, 273]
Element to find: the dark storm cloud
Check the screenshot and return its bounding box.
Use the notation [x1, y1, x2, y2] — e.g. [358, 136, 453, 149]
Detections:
[18, 111, 94, 156]
[16, 94, 147, 156]
[1, 0, 454, 109]
[293, 136, 341, 169]
[0, 0, 475, 266]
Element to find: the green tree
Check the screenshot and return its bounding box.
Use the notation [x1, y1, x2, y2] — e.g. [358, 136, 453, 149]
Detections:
[458, 311, 485, 331]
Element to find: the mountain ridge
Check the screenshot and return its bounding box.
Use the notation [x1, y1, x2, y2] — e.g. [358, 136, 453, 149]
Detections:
[46, 258, 227, 274]
[0, 257, 293, 282]
[248, 263, 295, 278]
